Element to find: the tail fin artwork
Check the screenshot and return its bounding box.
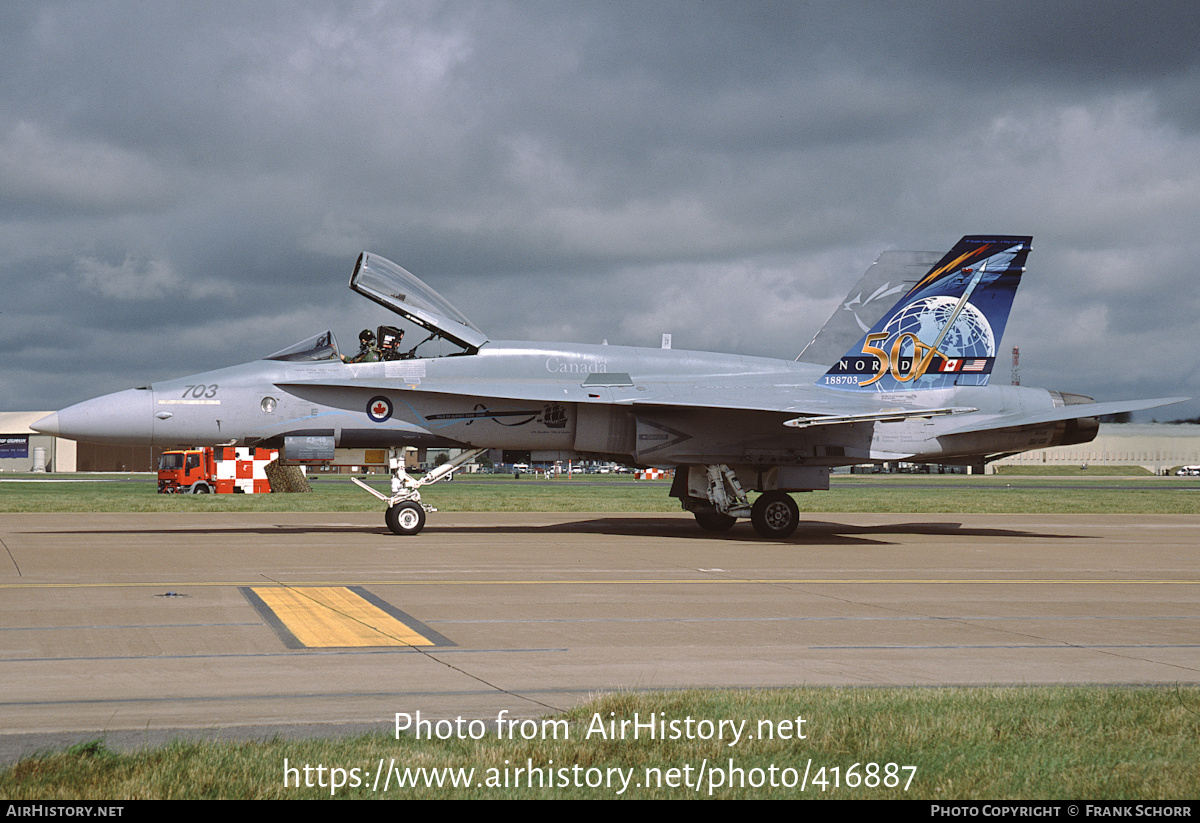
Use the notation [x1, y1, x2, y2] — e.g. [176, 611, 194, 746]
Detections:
[818, 235, 1031, 392]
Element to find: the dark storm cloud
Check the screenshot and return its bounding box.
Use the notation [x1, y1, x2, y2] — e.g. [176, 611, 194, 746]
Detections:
[2, 1, 1198, 419]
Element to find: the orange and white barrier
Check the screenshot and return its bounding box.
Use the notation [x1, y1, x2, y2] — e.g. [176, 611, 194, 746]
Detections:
[636, 468, 670, 480]
[213, 447, 278, 493]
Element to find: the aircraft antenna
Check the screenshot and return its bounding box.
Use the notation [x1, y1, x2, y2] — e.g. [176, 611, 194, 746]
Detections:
[1011, 345, 1020, 386]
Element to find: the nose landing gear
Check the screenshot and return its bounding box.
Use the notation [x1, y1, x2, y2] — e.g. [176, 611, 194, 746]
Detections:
[352, 447, 487, 535]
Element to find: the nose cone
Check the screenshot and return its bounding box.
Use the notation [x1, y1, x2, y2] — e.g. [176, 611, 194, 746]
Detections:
[32, 388, 155, 444]
[31, 411, 60, 435]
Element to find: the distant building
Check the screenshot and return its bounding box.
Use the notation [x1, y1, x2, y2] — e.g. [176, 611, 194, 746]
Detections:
[990, 424, 1200, 474]
[1, 411, 162, 472]
[0, 411, 76, 472]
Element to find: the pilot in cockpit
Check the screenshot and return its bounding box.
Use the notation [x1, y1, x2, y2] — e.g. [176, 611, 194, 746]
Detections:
[344, 328, 380, 363]
[378, 325, 411, 360]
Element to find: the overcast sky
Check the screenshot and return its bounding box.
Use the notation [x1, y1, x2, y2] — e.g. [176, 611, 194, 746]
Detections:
[3, 1, 1198, 421]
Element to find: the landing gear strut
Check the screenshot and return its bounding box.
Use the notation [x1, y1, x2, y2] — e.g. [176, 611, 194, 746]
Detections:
[680, 464, 752, 532]
[352, 447, 486, 535]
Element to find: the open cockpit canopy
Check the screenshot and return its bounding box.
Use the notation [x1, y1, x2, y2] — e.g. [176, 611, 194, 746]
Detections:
[350, 252, 488, 353]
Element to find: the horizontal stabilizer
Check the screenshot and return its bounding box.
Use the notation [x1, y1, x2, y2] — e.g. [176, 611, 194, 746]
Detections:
[940, 397, 1189, 436]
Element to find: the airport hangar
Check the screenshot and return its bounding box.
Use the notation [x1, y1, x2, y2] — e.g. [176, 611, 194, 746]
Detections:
[2, 410, 1198, 476]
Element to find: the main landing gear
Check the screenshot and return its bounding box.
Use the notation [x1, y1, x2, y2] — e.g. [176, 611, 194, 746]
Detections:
[352, 447, 487, 536]
[676, 465, 806, 542]
[676, 464, 803, 539]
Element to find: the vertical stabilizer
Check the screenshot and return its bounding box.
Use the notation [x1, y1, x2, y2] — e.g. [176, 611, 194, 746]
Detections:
[818, 235, 1031, 392]
[797, 250, 940, 365]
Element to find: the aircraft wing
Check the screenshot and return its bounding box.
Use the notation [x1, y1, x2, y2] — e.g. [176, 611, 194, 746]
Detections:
[275, 371, 1188, 436]
[277, 371, 973, 419]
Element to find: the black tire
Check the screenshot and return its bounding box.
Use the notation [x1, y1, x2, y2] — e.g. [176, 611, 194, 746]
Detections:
[751, 491, 799, 539]
[386, 501, 426, 536]
[190, 482, 211, 494]
[694, 511, 737, 532]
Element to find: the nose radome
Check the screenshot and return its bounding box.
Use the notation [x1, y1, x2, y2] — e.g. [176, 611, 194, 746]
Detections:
[33, 388, 155, 444]
[31, 411, 60, 436]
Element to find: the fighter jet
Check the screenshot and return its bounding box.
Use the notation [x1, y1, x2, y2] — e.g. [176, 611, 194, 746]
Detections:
[33, 236, 1185, 538]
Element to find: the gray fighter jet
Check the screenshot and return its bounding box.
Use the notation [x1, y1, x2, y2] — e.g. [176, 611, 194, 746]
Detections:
[33, 236, 1185, 538]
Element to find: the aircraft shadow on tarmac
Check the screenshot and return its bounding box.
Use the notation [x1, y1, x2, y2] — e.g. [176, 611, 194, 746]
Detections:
[29, 518, 1091, 547]
[436, 517, 1093, 547]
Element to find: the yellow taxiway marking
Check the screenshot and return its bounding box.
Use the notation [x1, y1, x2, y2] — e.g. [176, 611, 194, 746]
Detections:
[4, 578, 1200, 590]
[250, 586, 433, 648]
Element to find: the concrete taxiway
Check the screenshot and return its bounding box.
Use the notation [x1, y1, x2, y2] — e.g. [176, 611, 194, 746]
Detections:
[2, 511, 1198, 759]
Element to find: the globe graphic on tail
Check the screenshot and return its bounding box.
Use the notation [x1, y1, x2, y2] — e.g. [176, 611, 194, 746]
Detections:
[881, 295, 995, 360]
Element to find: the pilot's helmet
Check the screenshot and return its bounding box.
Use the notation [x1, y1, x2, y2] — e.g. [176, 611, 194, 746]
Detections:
[359, 328, 376, 344]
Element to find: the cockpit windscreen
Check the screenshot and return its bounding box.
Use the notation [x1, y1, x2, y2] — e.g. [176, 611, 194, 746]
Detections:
[266, 330, 341, 361]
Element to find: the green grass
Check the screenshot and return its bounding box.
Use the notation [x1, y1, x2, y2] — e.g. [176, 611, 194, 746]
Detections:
[2, 472, 1196, 514]
[804, 474, 1200, 514]
[0, 473, 678, 513]
[3, 687, 1197, 799]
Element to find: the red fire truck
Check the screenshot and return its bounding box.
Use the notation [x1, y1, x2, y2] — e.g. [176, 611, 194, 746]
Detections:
[157, 447, 280, 493]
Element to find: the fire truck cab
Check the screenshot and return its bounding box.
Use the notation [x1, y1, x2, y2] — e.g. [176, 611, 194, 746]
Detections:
[157, 447, 216, 494]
